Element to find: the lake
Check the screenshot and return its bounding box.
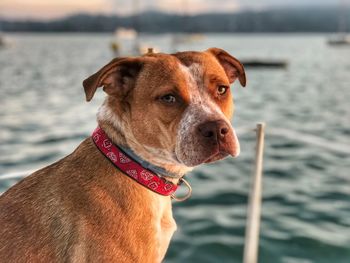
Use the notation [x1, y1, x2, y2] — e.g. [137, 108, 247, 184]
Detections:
[0, 33, 349, 262]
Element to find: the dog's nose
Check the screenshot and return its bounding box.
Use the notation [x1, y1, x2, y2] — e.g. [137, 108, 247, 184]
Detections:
[197, 120, 230, 140]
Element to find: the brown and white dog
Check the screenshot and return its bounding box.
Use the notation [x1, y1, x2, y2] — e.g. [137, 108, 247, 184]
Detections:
[0, 48, 246, 262]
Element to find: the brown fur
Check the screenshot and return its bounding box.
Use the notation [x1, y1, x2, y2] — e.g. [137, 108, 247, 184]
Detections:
[0, 139, 171, 262]
[0, 48, 246, 262]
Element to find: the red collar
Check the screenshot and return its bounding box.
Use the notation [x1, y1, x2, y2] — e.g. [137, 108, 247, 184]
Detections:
[92, 127, 179, 196]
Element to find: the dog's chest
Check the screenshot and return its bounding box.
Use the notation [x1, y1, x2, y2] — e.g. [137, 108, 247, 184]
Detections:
[152, 196, 177, 262]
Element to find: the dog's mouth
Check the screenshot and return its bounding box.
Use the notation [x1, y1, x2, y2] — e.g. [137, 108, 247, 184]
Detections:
[204, 151, 229, 163]
[175, 134, 240, 167]
[178, 146, 235, 167]
[204, 139, 240, 163]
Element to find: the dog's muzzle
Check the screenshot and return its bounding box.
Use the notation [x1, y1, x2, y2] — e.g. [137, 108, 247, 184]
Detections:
[176, 119, 240, 167]
[197, 120, 239, 160]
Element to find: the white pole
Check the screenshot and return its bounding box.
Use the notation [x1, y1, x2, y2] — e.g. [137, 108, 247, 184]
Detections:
[243, 123, 266, 263]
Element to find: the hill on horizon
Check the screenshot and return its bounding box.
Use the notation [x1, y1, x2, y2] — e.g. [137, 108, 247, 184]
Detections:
[1, 5, 349, 33]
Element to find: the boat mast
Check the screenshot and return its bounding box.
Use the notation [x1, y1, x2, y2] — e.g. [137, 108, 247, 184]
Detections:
[338, 0, 347, 34]
[133, 0, 140, 53]
[182, 0, 188, 34]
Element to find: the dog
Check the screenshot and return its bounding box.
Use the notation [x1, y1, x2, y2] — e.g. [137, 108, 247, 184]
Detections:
[0, 48, 246, 262]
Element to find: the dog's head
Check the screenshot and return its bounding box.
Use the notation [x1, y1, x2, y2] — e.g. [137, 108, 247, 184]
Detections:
[83, 48, 246, 175]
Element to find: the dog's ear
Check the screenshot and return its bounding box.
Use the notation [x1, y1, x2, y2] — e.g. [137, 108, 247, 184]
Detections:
[206, 48, 246, 87]
[83, 57, 143, 101]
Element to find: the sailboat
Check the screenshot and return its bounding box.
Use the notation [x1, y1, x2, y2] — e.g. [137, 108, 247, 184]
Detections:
[328, 0, 350, 46]
[328, 35, 350, 45]
[170, 0, 204, 52]
[111, 0, 143, 56]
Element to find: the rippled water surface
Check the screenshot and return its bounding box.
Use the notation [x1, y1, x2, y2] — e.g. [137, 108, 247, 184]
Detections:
[1, 34, 350, 262]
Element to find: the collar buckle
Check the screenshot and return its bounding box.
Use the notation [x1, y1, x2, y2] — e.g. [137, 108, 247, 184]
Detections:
[171, 178, 192, 202]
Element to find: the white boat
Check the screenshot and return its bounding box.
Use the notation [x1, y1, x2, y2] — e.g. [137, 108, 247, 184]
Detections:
[110, 0, 142, 56]
[328, 34, 350, 46]
[114, 28, 138, 40]
[327, 0, 350, 46]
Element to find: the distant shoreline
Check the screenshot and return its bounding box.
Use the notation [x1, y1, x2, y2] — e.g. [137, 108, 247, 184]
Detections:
[1, 6, 349, 33]
[1, 32, 343, 35]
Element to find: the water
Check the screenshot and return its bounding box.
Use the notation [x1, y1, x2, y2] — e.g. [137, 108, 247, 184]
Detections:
[1, 33, 350, 262]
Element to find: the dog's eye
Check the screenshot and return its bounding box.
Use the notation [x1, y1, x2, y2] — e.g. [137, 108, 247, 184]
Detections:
[217, 85, 229, 95]
[160, 94, 176, 104]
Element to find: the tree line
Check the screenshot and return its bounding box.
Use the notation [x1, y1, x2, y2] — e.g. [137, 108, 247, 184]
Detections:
[1, 6, 349, 33]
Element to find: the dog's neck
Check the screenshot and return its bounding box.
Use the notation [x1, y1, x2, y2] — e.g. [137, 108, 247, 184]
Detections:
[97, 103, 192, 183]
[117, 146, 180, 178]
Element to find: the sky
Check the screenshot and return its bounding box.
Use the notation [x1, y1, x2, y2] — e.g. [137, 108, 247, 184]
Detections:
[0, 0, 343, 20]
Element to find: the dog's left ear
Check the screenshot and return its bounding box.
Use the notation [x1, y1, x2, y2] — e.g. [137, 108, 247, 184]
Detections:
[206, 48, 246, 87]
[83, 57, 143, 101]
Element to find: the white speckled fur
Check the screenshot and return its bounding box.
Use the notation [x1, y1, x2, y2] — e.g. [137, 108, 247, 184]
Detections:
[97, 101, 126, 132]
[175, 63, 239, 166]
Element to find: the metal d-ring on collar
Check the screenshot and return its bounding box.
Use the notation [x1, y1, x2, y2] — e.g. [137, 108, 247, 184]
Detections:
[171, 177, 192, 202]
